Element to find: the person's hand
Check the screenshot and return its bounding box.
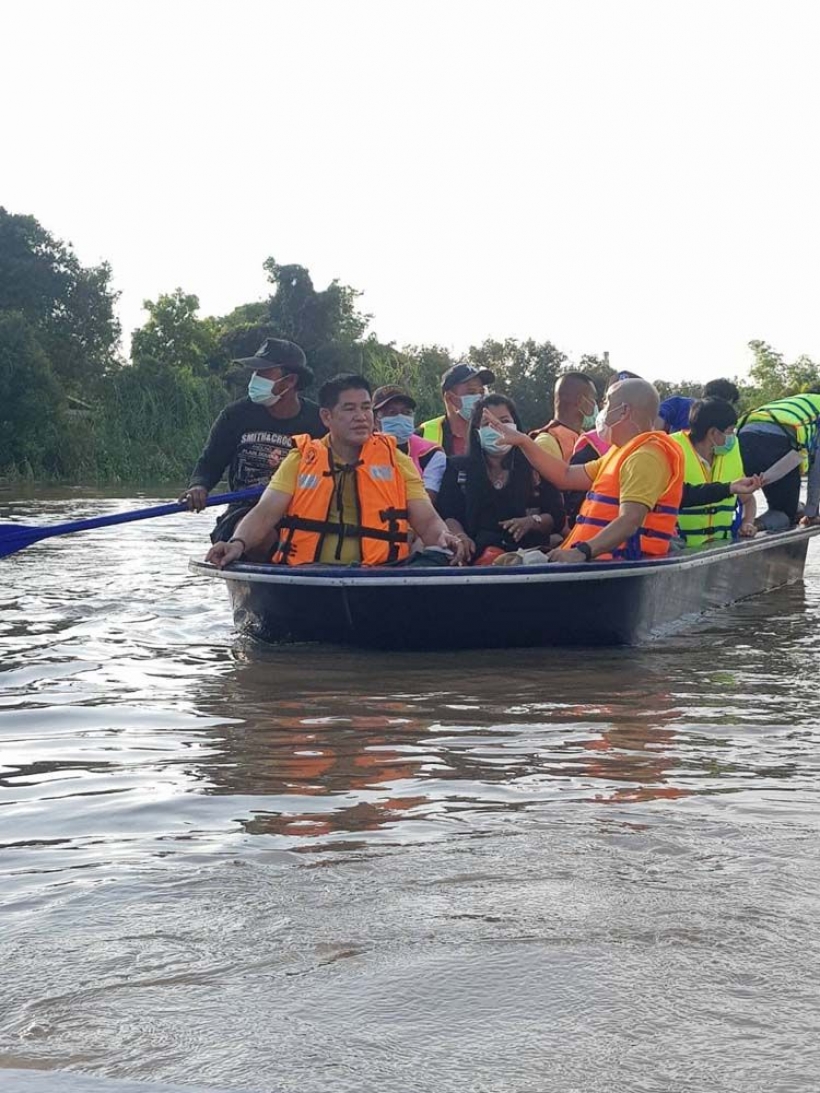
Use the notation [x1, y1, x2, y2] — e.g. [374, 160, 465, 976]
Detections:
[179, 486, 208, 512]
[730, 475, 762, 496]
[500, 515, 539, 542]
[799, 514, 820, 527]
[483, 410, 526, 447]
[205, 539, 244, 568]
[438, 530, 471, 565]
[547, 546, 587, 564]
[739, 522, 758, 538]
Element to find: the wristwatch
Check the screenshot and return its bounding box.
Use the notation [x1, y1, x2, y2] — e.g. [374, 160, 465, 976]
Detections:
[574, 541, 593, 562]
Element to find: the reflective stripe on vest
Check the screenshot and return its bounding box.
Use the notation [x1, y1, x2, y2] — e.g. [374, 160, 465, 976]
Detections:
[531, 420, 579, 461]
[739, 394, 820, 471]
[669, 430, 743, 545]
[272, 434, 410, 567]
[563, 431, 685, 559]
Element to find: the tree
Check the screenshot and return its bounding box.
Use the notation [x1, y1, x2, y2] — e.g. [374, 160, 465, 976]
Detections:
[262, 259, 370, 387]
[0, 312, 62, 472]
[0, 207, 120, 393]
[131, 289, 220, 376]
[746, 339, 820, 405]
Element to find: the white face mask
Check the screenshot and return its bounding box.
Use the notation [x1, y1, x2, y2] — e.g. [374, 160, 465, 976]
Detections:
[248, 372, 287, 406]
[595, 403, 625, 444]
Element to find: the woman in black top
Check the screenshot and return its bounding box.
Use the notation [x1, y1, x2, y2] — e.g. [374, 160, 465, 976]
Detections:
[436, 394, 566, 564]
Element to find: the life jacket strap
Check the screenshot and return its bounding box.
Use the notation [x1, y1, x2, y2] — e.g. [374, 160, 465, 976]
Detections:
[278, 514, 409, 545]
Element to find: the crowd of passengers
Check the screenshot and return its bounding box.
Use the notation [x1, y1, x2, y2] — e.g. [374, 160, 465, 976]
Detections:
[180, 338, 820, 570]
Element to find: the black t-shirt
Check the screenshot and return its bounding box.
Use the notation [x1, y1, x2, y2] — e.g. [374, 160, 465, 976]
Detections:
[189, 397, 326, 492]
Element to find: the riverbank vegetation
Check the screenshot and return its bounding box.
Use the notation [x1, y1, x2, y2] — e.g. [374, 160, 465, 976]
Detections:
[3, 206, 819, 485]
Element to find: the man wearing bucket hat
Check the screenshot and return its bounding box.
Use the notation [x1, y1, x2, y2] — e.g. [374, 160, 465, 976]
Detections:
[372, 384, 446, 500]
[180, 338, 326, 544]
[417, 362, 495, 457]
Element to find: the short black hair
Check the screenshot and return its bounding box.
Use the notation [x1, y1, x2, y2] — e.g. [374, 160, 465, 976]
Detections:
[703, 378, 740, 404]
[318, 373, 372, 410]
[688, 397, 738, 441]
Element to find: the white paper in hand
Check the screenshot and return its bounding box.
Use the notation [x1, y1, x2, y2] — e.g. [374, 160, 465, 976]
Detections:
[760, 449, 803, 486]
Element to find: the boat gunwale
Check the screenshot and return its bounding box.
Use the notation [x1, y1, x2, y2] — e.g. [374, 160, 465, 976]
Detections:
[188, 525, 820, 588]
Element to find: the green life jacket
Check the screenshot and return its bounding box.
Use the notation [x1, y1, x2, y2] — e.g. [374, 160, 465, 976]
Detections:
[739, 394, 820, 473]
[670, 430, 744, 545]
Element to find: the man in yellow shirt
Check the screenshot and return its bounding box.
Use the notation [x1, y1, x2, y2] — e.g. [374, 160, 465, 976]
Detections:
[486, 378, 684, 561]
[206, 374, 467, 567]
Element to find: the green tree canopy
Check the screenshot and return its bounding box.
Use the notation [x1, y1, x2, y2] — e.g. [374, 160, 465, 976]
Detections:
[0, 311, 62, 472]
[0, 207, 120, 393]
[468, 338, 567, 429]
[131, 289, 220, 376]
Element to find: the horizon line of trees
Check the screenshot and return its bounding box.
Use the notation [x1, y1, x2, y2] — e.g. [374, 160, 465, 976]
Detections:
[2, 205, 819, 484]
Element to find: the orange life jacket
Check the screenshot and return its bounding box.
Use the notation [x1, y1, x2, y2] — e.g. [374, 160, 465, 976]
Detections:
[563, 432, 684, 559]
[272, 434, 410, 566]
[530, 420, 579, 461]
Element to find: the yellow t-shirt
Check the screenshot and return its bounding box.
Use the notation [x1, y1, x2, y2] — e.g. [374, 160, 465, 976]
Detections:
[268, 436, 427, 564]
[534, 432, 564, 461]
[583, 441, 672, 510]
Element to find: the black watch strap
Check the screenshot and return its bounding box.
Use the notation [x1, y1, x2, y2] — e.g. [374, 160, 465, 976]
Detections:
[575, 540, 593, 561]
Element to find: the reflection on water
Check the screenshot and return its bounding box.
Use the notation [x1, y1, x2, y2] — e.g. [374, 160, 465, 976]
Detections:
[2, 495, 820, 1093]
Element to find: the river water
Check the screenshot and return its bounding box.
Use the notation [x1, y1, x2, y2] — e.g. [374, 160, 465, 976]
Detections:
[1, 493, 819, 1093]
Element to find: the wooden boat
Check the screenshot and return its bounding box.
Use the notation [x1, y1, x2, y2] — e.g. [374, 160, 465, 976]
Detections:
[189, 525, 820, 649]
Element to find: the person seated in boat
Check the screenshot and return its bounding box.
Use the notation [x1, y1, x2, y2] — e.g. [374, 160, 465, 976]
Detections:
[737, 390, 820, 530]
[653, 380, 740, 436]
[669, 398, 757, 545]
[372, 384, 446, 502]
[179, 339, 326, 543]
[531, 372, 600, 463]
[482, 378, 686, 563]
[566, 370, 641, 527]
[205, 374, 468, 569]
[435, 394, 566, 565]
[417, 363, 495, 456]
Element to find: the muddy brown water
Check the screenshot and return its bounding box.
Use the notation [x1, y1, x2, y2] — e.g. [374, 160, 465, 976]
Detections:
[2, 493, 820, 1093]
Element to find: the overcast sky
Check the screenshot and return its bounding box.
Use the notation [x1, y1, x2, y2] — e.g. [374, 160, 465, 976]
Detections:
[4, 0, 820, 382]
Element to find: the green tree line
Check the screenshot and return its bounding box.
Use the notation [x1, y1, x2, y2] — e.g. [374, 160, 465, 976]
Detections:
[2, 206, 819, 484]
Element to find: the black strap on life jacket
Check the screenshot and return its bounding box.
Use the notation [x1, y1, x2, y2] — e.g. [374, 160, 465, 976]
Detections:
[276, 513, 409, 560]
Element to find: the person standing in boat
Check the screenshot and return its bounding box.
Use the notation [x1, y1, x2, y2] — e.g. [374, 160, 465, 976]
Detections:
[205, 374, 468, 568]
[179, 339, 325, 544]
[435, 394, 566, 565]
[737, 391, 820, 530]
[372, 384, 446, 501]
[669, 398, 757, 545]
[417, 363, 495, 456]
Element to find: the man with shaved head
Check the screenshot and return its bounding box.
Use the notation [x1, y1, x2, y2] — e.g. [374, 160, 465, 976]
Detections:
[486, 378, 687, 562]
[531, 371, 600, 462]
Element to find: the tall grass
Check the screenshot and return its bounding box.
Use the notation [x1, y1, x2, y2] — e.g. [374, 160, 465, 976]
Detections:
[1, 368, 230, 485]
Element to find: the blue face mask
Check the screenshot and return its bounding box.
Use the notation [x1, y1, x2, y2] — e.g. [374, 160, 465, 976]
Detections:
[478, 424, 515, 455]
[457, 393, 483, 421]
[713, 432, 737, 456]
[248, 372, 283, 406]
[379, 413, 415, 445]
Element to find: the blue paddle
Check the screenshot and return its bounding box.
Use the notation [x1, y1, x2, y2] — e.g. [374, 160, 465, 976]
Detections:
[0, 486, 265, 558]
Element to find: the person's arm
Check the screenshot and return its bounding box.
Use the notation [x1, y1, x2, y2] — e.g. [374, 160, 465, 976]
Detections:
[801, 447, 820, 523]
[407, 497, 469, 564]
[548, 501, 649, 563]
[484, 412, 592, 490]
[205, 488, 292, 567]
[180, 408, 238, 510]
[739, 492, 757, 536]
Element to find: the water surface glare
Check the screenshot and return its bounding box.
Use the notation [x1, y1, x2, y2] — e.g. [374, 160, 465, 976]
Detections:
[2, 494, 820, 1093]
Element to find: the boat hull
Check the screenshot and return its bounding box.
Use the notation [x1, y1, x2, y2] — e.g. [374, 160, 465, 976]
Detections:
[190, 527, 819, 649]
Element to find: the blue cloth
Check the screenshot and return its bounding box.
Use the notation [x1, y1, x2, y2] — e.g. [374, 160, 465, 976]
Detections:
[658, 396, 694, 433]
